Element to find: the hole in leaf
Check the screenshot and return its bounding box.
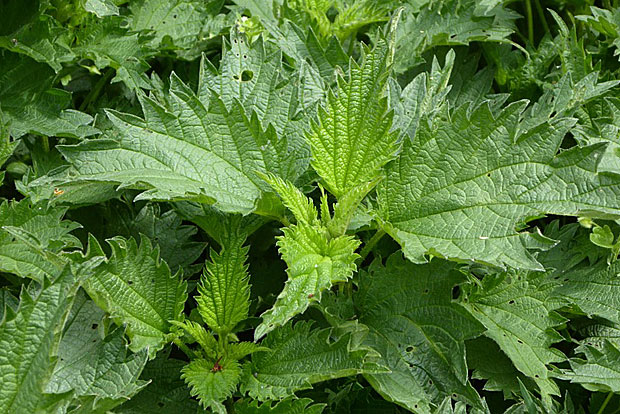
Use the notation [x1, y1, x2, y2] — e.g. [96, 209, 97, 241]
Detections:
[406, 346, 414, 352]
[158, 402, 165, 408]
[128, 280, 133, 285]
[91, 323, 98, 330]
[241, 70, 253, 81]
[508, 300, 515, 304]
[451, 286, 460, 299]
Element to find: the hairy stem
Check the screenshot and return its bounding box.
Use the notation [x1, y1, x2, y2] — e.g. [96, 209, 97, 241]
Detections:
[173, 338, 196, 359]
[525, 0, 534, 44]
[534, 0, 550, 34]
[360, 229, 386, 261]
[598, 392, 614, 414]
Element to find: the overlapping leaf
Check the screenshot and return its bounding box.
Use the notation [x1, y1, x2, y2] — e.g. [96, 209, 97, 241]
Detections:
[0, 199, 81, 281]
[461, 271, 566, 399]
[378, 99, 620, 270]
[197, 220, 251, 335]
[306, 38, 399, 198]
[79, 236, 187, 356]
[45, 292, 149, 412]
[0, 267, 76, 413]
[355, 254, 484, 413]
[242, 321, 378, 401]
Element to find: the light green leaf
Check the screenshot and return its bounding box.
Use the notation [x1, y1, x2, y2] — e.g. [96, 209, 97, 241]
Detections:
[46, 292, 148, 412]
[574, 97, 620, 175]
[84, 0, 119, 17]
[378, 100, 620, 270]
[80, 235, 187, 357]
[261, 172, 319, 225]
[181, 358, 241, 414]
[461, 271, 566, 398]
[173, 202, 267, 245]
[306, 38, 399, 198]
[242, 321, 378, 401]
[0, 267, 77, 413]
[235, 397, 325, 414]
[0, 199, 81, 281]
[355, 254, 484, 413]
[171, 320, 217, 358]
[197, 222, 251, 335]
[255, 223, 360, 339]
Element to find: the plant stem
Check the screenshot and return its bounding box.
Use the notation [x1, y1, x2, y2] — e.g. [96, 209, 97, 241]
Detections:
[79, 69, 114, 112]
[534, 0, 550, 34]
[525, 0, 534, 45]
[41, 136, 50, 152]
[173, 338, 196, 359]
[360, 229, 386, 261]
[598, 392, 614, 414]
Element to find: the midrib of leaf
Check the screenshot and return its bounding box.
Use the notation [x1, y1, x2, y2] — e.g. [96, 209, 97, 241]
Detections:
[91, 273, 168, 331]
[340, 51, 384, 188]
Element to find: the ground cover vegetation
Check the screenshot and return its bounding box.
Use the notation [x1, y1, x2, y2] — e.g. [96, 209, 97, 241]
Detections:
[2, 0, 620, 412]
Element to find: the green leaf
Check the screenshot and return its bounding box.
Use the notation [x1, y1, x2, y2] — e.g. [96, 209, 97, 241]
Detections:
[306, 38, 399, 198]
[72, 17, 151, 90]
[84, 0, 119, 17]
[261, 172, 319, 225]
[0, 3, 74, 72]
[199, 31, 316, 180]
[235, 397, 326, 414]
[574, 97, 620, 175]
[355, 254, 484, 412]
[467, 337, 532, 399]
[393, 0, 518, 73]
[378, 100, 620, 270]
[461, 271, 566, 398]
[0, 52, 97, 139]
[255, 223, 360, 339]
[0, 289, 18, 321]
[171, 320, 217, 358]
[561, 340, 620, 393]
[577, 6, 620, 61]
[0, 267, 77, 413]
[197, 221, 251, 335]
[115, 356, 200, 414]
[554, 260, 620, 324]
[59, 80, 299, 214]
[45, 291, 148, 412]
[181, 358, 241, 414]
[129, 0, 232, 60]
[242, 321, 378, 401]
[0, 119, 16, 168]
[80, 235, 187, 357]
[0, 199, 81, 281]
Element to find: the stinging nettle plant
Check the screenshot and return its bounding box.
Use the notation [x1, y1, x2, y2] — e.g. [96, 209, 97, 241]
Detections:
[2, 1, 620, 413]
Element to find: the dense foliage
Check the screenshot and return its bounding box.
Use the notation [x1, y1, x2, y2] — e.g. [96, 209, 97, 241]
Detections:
[1, 0, 620, 412]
